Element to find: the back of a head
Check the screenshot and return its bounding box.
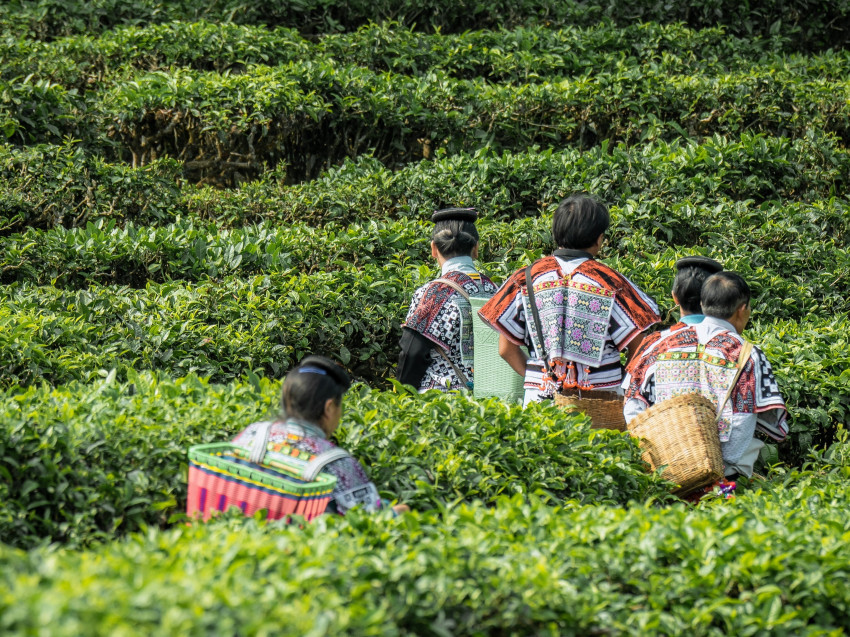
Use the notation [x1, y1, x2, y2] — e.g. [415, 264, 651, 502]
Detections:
[700, 272, 751, 320]
[672, 256, 723, 314]
[431, 207, 479, 259]
[552, 195, 610, 250]
[281, 355, 351, 423]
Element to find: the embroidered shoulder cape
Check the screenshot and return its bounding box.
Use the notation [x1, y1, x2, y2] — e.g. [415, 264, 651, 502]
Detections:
[404, 270, 497, 356]
[479, 256, 659, 354]
[624, 325, 788, 442]
[232, 421, 383, 515]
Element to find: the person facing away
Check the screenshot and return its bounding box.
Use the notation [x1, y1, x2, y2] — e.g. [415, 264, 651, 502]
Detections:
[397, 207, 497, 392]
[627, 255, 724, 362]
[233, 355, 408, 516]
[477, 194, 660, 407]
[623, 271, 788, 478]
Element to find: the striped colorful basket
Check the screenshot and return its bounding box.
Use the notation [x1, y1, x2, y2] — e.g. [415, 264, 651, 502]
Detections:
[187, 442, 337, 522]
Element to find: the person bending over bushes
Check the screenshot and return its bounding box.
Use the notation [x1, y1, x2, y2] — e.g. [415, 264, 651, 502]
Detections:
[623, 271, 788, 479]
[233, 355, 408, 516]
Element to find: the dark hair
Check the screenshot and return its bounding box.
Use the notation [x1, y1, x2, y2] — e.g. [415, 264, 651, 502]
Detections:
[281, 355, 351, 424]
[700, 272, 751, 319]
[673, 267, 716, 314]
[432, 219, 479, 258]
[552, 195, 610, 250]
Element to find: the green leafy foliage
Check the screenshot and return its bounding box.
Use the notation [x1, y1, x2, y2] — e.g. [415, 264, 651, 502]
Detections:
[2, 0, 847, 49]
[0, 374, 667, 548]
[342, 383, 669, 509]
[3, 459, 850, 633]
[0, 142, 181, 233]
[95, 62, 850, 183]
[2, 133, 846, 233]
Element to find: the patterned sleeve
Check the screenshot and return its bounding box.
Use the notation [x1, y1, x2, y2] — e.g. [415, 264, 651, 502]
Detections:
[623, 352, 656, 406]
[750, 346, 789, 441]
[404, 285, 428, 325]
[321, 455, 384, 515]
[608, 276, 660, 351]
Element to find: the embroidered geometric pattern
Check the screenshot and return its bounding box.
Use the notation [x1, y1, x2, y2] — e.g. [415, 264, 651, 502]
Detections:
[625, 323, 788, 442]
[654, 356, 739, 441]
[522, 278, 615, 367]
[232, 421, 383, 515]
[404, 270, 497, 391]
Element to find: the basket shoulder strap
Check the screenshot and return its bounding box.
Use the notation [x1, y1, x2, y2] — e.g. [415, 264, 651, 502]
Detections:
[716, 341, 754, 420]
[525, 265, 548, 364]
[434, 277, 471, 301]
[302, 447, 351, 482]
[248, 420, 275, 464]
[435, 346, 472, 388]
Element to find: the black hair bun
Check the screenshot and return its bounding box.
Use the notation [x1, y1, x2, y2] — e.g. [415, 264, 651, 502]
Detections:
[675, 256, 723, 273]
[296, 355, 351, 391]
[431, 207, 478, 223]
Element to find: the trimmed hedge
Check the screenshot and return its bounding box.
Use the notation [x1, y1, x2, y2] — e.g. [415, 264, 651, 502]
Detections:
[3, 21, 808, 88]
[0, 373, 667, 548]
[2, 0, 848, 50]
[2, 458, 850, 633]
[2, 208, 849, 326]
[3, 133, 847, 233]
[96, 63, 850, 183]
[0, 142, 181, 233]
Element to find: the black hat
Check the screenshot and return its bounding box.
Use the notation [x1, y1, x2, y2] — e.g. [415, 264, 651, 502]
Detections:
[431, 207, 478, 223]
[675, 256, 723, 273]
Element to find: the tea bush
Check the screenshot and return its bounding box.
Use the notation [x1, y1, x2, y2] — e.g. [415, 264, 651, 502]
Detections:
[95, 63, 850, 182]
[2, 21, 809, 88]
[3, 133, 845, 233]
[3, 0, 847, 49]
[2, 460, 850, 633]
[0, 373, 667, 549]
[2, 211, 848, 325]
[0, 142, 182, 233]
[0, 265, 411, 386]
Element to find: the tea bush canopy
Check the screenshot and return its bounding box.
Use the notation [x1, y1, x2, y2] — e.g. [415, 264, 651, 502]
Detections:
[1, 0, 849, 633]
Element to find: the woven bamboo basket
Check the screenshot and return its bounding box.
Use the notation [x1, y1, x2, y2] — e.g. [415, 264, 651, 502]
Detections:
[626, 393, 724, 495]
[554, 391, 627, 431]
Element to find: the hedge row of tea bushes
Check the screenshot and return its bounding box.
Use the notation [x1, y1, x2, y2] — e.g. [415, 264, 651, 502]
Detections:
[4, 61, 844, 183]
[3, 0, 848, 50]
[1, 270, 847, 465]
[0, 373, 669, 549]
[3, 214, 848, 323]
[3, 456, 850, 634]
[3, 133, 847, 231]
[2, 55, 849, 183]
[5, 20, 833, 88]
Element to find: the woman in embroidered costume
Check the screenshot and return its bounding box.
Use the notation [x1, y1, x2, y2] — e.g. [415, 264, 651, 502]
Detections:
[233, 355, 408, 516]
[478, 195, 660, 406]
[397, 208, 497, 392]
[627, 256, 724, 363]
[623, 272, 788, 479]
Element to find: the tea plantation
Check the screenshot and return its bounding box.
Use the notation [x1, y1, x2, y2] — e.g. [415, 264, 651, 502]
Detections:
[1, 0, 850, 634]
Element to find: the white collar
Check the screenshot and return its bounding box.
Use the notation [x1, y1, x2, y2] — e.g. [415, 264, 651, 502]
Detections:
[701, 316, 739, 334]
[441, 255, 477, 275]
